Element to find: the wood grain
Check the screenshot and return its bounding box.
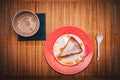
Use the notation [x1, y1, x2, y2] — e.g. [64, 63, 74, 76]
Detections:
[0, 0, 5, 76]
[0, 0, 120, 79]
[97, 2, 106, 76]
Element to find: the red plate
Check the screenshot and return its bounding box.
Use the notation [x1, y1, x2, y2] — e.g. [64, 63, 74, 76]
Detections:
[44, 26, 93, 75]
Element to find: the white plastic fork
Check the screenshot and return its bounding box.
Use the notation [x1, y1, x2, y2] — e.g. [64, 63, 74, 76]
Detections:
[97, 34, 103, 61]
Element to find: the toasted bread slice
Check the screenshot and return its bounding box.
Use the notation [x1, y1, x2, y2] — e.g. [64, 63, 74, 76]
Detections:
[59, 36, 82, 57]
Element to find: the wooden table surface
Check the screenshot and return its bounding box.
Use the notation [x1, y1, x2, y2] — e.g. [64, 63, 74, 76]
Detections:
[0, 0, 120, 80]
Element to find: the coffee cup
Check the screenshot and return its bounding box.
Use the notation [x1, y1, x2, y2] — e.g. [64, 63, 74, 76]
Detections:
[12, 10, 40, 37]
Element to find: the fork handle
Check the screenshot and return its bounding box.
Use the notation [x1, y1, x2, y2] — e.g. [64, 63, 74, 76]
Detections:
[97, 43, 100, 61]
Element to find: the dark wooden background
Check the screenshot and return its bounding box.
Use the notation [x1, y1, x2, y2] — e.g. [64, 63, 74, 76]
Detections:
[0, 0, 120, 80]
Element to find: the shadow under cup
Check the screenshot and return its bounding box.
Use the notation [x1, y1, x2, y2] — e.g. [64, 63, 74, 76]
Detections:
[12, 10, 40, 37]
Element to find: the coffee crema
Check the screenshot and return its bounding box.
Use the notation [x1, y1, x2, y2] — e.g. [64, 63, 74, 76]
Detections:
[13, 10, 39, 37]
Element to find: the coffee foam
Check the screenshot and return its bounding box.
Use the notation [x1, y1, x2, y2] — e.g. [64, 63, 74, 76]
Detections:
[14, 13, 39, 36]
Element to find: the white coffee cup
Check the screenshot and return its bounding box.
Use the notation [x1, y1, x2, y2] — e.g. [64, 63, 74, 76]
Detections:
[12, 10, 40, 37]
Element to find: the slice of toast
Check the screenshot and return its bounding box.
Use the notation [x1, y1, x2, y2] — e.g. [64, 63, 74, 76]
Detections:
[59, 36, 82, 57]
